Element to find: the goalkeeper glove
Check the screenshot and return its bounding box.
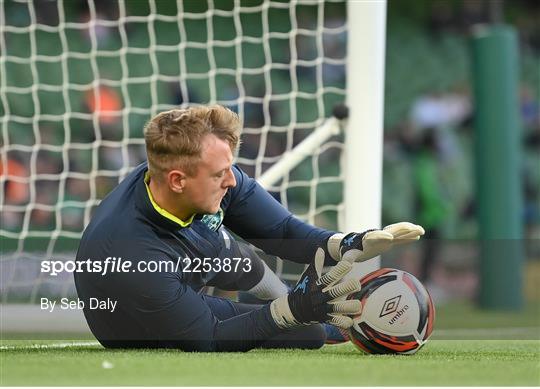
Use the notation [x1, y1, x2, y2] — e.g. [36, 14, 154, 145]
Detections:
[270, 248, 362, 329]
[327, 222, 425, 263]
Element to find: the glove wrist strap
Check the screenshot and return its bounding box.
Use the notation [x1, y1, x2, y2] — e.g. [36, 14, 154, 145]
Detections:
[270, 296, 301, 329]
[327, 233, 345, 261]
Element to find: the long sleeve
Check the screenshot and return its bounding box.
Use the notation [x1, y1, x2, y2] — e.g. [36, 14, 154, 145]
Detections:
[223, 166, 335, 264]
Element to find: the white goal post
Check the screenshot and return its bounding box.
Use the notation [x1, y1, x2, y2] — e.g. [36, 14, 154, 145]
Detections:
[344, 0, 386, 275]
[259, 1, 386, 276]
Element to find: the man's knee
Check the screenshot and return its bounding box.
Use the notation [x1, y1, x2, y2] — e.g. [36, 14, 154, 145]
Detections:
[294, 324, 326, 349]
[262, 323, 326, 350]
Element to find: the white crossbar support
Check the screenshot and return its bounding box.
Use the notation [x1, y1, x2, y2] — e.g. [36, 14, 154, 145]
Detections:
[345, 1, 387, 276]
[257, 117, 342, 190]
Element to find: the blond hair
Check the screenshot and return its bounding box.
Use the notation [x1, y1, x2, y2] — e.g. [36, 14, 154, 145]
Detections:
[144, 105, 241, 178]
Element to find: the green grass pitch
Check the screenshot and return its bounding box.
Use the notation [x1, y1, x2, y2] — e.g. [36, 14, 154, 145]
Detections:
[1, 340, 539, 386]
[2, 303, 539, 386]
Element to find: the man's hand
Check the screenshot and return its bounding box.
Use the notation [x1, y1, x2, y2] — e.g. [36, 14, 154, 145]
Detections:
[270, 248, 362, 329]
[327, 222, 425, 263]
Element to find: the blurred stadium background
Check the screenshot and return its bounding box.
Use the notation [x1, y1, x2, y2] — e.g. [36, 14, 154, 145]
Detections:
[0, 0, 539, 336]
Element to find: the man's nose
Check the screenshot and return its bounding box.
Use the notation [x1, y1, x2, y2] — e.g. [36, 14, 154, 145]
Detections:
[224, 168, 236, 188]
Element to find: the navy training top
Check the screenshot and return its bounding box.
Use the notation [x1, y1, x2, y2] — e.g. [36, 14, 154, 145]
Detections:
[74, 162, 335, 350]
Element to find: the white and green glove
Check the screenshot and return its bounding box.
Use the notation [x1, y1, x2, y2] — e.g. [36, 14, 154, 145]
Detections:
[327, 222, 425, 263]
[270, 248, 362, 329]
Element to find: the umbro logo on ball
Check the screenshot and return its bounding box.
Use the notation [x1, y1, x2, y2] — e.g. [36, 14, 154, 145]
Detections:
[379, 295, 402, 317]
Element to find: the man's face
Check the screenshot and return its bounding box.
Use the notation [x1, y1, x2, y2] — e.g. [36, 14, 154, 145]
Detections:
[182, 134, 236, 215]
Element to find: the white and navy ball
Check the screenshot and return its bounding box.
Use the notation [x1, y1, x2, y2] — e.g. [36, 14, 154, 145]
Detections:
[347, 268, 435, 354]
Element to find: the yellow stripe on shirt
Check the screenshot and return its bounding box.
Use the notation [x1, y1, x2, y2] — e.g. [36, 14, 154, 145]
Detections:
[144, 171, 195, 227]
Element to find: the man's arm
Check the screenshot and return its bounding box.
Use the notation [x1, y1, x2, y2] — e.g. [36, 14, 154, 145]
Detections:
[223, 166, 425, 265]
[223, 166, 334, 264]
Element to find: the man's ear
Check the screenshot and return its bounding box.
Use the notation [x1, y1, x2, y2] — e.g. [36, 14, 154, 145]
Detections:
[168, 169, 186, 194]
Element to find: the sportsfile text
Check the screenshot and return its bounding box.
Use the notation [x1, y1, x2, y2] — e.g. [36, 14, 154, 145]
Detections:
[40, 256, 252, 276]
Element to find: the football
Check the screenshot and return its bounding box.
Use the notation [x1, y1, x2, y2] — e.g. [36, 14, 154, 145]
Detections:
[347, 268, 435, 354]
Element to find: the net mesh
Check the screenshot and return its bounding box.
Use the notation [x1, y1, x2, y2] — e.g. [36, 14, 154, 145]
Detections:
[0, 0, 348, 301]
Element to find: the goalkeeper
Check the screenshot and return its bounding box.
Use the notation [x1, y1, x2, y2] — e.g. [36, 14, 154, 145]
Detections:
[74, 105, 424, 352]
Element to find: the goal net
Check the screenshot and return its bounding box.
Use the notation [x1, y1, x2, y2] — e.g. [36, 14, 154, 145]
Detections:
[1, 0, 383, 317]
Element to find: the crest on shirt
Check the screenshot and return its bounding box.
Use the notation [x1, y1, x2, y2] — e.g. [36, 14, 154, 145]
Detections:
[201, 208, 224, 231]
